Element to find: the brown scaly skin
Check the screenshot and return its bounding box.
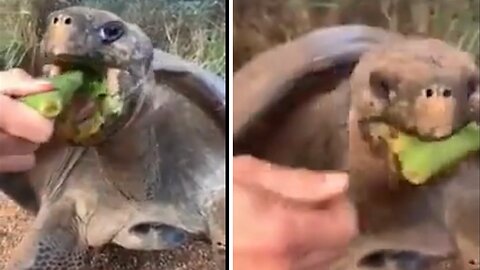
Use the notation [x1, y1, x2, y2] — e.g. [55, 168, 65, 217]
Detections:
[233, 25, 479, 269]
[0, 6, 225, 270]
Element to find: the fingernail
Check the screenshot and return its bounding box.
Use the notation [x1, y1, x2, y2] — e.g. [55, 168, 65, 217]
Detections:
[33, 80, 52, 86]
[324, 173, 349, 191]
[33, 80, 53, 89]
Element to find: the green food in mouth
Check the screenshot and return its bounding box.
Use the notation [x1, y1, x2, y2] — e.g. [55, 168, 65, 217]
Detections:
[20, 70, 84, 118]
[371, 122, 480, 185]
[19, 70, 123, 142]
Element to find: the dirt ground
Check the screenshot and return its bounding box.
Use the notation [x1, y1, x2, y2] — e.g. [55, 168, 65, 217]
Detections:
[0, 194, 217, 270]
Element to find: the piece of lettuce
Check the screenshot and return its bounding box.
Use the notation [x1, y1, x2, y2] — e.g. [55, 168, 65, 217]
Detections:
[20, 70, 124, 143]
[20, 71, 84, 118]
[372, 122, 480, 185]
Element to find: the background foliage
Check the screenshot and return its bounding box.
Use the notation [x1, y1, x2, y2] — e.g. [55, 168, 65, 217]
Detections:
[0, 0, 225, 76]
[234, 0, 480, 71]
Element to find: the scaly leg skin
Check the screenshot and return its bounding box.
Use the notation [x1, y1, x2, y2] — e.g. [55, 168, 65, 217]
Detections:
[6, 201, 88, 270]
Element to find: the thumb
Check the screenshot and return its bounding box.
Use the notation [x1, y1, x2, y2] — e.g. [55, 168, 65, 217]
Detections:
[0, 69, 52, 97]
[0, 79, 53, 97]
[234, 155, 349, 204]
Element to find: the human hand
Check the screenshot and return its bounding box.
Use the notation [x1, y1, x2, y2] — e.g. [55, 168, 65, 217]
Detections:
[0, 68, 54, 172]
[233, 155, 357, 270]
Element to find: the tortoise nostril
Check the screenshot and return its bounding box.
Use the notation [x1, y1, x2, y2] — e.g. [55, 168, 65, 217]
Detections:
[53, 17, 59, 24]
[64, 17, 72, 25]
[425, 88, 434, 98]
[443, 89, 452, 97]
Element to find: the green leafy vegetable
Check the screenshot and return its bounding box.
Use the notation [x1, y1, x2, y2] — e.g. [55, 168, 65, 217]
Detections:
[373, 122, 480, 185]
[20, 71, 84, 118]
[19, 69, 124, 143]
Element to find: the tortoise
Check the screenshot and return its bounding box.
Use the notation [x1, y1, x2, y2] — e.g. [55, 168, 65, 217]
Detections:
[234, 25, 479, 269]
[0, 6, 225, 270]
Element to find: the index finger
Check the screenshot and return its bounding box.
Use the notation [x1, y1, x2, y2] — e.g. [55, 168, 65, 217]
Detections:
[0, 69, 52, 97]
[0, 95, 53, 143]
[0, 80, 53, 97]
[234, 155, 349, 204]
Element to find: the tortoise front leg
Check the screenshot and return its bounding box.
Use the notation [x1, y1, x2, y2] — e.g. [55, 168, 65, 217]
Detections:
[6, 200, 88, 270]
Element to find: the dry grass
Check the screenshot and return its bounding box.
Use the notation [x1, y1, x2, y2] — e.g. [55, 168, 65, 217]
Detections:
[0, 0, 35, 70]
[84, 0, 225, 76]
[233, 0, 479, 69]
[310, 0, 480, 57]
[0, 0, 225, 76]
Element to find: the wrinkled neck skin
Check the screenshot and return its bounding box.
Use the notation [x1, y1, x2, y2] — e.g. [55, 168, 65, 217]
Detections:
[347, 109, 458, 255]
[92, 73, 167, 180]
[116, 70, 157, 132]
[94, 69, 167, 154]
[347, 109, 399, 201]
[92, 71, 225, 214]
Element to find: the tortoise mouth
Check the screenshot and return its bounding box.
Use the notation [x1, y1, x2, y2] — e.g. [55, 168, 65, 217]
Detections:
[45, 58, 128, 144]
[363, 118, 462, 143]
[390, 125, 465, 142]
[51, 61, 104, 122]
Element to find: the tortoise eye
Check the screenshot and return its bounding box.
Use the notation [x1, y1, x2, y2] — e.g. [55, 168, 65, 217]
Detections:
[369, 70, 398, 101]
[98, 21, 124, 44]
[467, 76, 479, 99]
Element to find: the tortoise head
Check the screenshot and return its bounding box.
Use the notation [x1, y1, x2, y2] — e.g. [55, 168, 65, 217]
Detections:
[40, 6, 155, 145]
[351, 38, 479, 141]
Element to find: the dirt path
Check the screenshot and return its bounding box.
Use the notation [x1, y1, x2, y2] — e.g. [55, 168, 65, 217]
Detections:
[0, 195, 217, 270]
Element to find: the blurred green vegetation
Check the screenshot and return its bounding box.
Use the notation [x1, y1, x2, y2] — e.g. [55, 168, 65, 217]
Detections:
[234, 0, 479, 70]
[309, 0, 479, 55]
[0, 0, 225, 76]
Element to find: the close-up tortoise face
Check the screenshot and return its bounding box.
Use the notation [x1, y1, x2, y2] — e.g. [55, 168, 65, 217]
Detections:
[351, 38, 480, 141]
[232, 21, 480, 269]
[41, 6, 155, 144]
